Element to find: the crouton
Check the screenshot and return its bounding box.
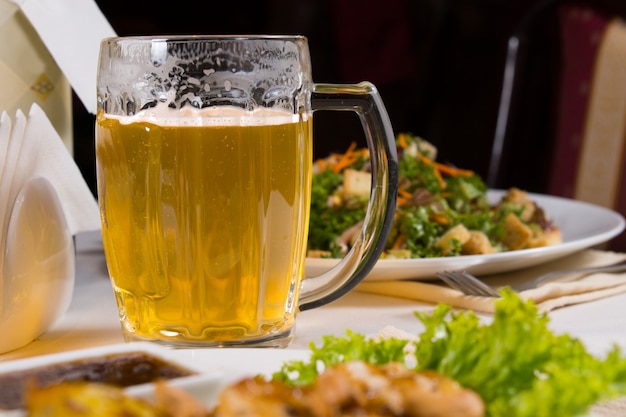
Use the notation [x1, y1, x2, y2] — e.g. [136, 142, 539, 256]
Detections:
[417, 138, 438, 160]
[501, 188, 535, 221]
[343, 169, 371, 197]
[527, 227, 563, 248]
[462, 231, 494, 255]
[501, 213, 533, 250]
[403, 136, 438, 161]
[435, 224, 471, 254]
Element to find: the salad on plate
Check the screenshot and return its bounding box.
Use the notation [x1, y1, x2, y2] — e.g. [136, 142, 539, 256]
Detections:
[308, 133, 562, 259]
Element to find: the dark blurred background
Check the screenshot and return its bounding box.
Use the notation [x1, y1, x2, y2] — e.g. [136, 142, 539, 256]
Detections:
[73, 0, 570, 197]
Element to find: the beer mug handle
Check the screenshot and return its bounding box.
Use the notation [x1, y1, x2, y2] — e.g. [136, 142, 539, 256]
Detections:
[299, 82, 399, 311]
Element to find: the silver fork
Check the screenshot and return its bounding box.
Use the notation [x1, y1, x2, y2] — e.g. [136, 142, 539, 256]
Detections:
[435, 259, 626, 297]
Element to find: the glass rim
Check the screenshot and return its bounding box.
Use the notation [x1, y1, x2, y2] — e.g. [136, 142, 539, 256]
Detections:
[100, 34, 308, 45]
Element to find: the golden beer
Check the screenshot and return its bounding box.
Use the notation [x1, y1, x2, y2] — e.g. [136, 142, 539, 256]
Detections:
[96, 107, 312, 346]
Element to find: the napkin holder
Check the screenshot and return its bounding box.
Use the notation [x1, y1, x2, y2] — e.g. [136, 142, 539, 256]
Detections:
[0, 177, 74, 354]
[0, 104, 100, 354]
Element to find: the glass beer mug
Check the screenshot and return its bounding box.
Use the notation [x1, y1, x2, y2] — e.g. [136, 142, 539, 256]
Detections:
[96, 35, 398, 348]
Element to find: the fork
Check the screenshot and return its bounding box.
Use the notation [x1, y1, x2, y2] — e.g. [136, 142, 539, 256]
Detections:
[435, 259, 626, 297]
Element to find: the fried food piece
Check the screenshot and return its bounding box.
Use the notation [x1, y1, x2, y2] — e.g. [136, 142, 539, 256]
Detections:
[213, 376, 310, 417]
[154, 380, 210, 417]
[213, 361, 485, 417]
[309, 362, 484, 417]
[25, 381, 211, 417]
[25, 382, 164, 417]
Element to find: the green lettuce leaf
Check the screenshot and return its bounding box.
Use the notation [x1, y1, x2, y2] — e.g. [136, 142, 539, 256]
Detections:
[414, 290, 626, 416]
[272, 290, 626, 417]
[272, 329, 409, 386]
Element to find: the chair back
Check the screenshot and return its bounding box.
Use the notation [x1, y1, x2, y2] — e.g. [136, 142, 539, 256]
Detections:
[488, 0, 626, 250]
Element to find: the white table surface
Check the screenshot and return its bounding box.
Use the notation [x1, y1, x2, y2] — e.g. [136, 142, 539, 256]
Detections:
[1, 231, 626, 363]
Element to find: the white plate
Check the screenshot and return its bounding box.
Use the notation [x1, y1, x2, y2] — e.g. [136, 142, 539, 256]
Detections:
[305, 190, 626, 281]
[0, 343, 308, 414]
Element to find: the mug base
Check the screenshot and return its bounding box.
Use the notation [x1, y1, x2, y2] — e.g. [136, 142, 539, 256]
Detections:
[120, 327, 295, 349]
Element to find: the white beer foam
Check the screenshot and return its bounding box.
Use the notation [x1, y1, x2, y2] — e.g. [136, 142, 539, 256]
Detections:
[109, 104, 301, 127]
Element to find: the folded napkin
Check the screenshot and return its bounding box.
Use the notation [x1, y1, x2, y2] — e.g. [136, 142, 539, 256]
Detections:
[357, 249, 626, 313]
[0, 103, 101, 238]
[6, 0, 116, 114]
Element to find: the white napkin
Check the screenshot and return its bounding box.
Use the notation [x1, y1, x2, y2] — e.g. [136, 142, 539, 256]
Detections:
[7, 0, 116, 114]
[357, 249, 626, 313]
[0, 103, 101, 238]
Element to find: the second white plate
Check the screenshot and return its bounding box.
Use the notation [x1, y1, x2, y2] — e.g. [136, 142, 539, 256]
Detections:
[0, 343, 309, 414]
[305, 191, 626, 281]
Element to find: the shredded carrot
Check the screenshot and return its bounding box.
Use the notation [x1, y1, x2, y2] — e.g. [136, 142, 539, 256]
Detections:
[433, 168, 446, 189]
[417, 153, 476, 189]
[397, 133, 409, 149]
[398, 189, 413, 199]
[418, 153, 433, 166]
[331, 142, 359, 173]
[418, 153, 445, 187]
[396, 196, 410, 207]
[396, 189, 413, 207]
[392, 233, 406, 249]
[430, 214, 449, 225]
[435, 162, 474, 177]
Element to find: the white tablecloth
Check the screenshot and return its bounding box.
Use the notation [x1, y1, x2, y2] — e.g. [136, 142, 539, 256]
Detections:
[1, 231, 626, 362]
